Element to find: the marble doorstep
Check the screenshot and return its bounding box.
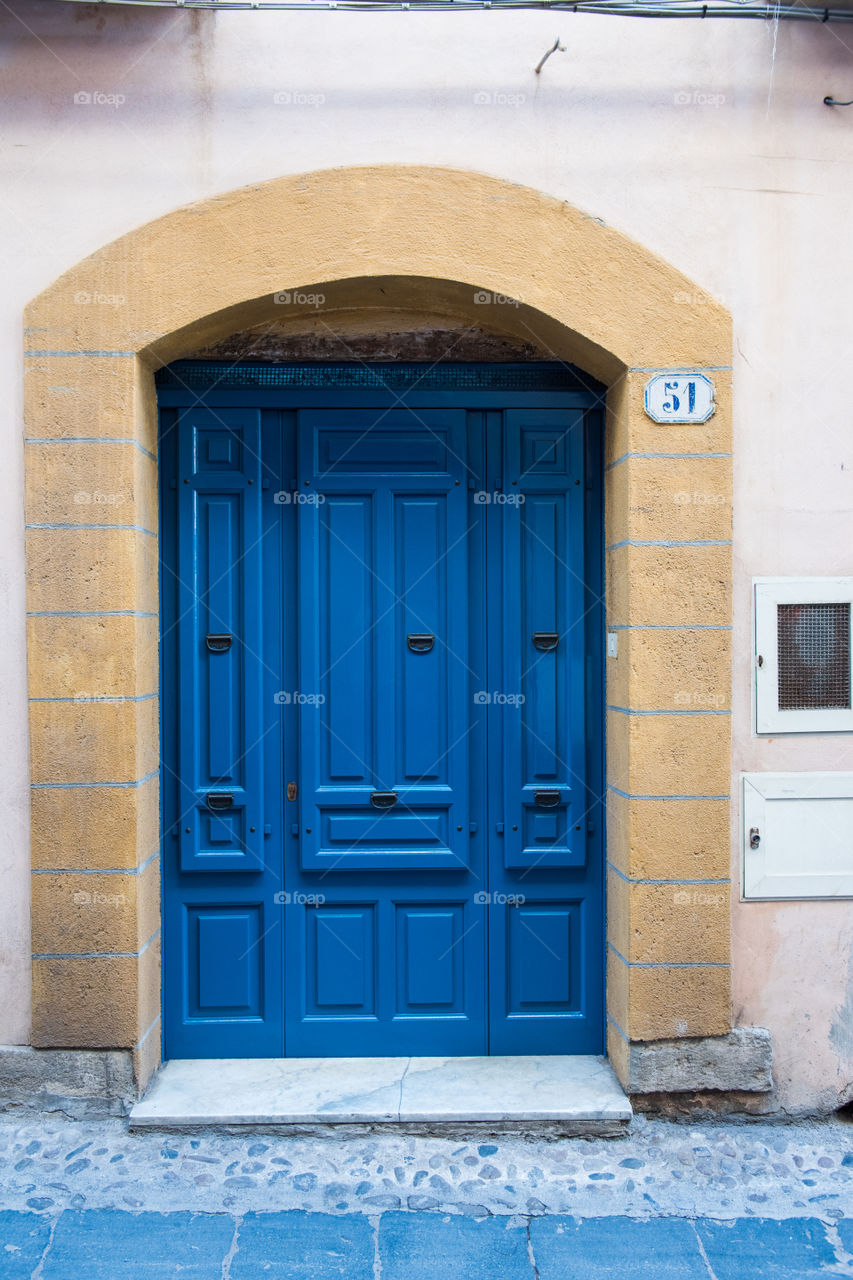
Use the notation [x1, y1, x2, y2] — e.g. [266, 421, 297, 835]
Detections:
[129, 1055, 631, 1131]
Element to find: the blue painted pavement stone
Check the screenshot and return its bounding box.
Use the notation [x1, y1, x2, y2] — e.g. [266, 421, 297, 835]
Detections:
[0, 1210, 53, 1279]
[695, 1217, 839, 1279]
[230, 1210, 375, 1279]
[41, 1209, 235, 1278]
[379, 1210, 533, 1279]
[530, 1216, 708, 1279]
[837, 1218, 853, 1254]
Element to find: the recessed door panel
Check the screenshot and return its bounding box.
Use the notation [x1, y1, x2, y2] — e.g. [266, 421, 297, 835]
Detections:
[396, 904, 466, 1013]
[506, 902, 581, 1013]
[307, 905, 376, 1014]
[186, 904, 264, 1019]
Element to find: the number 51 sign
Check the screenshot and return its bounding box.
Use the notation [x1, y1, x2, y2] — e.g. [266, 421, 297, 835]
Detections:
[644, 373, 715, 424]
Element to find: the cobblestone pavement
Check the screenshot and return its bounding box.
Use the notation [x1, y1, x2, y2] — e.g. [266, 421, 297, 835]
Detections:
[0, 1110, 852, 1221]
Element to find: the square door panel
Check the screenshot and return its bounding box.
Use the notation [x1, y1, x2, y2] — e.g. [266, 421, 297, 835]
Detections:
[503, 796, 585, 870]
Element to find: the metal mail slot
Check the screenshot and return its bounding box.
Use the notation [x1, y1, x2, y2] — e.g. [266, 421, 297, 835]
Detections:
[370, 791, 398, 809]
[206, 792, 234, 811]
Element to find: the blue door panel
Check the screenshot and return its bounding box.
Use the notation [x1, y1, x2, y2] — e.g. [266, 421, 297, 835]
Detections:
[162, 405, 283, 1059]
[398, 497, 446, 782]
[488, 408, 602, 1055]
[176, 409, 265, 874]
[507, 903, 581, 1011]
[160, 372, 604, 1061]
[396, 906, 465, 1012]
[307, 905, 376, 1013]
[189, 905, 264, 1017]
[501, 410, 586, 874]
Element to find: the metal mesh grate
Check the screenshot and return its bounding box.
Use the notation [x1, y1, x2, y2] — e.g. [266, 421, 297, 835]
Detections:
[155, 360, 596, 393]
[777, 602, 851, 711]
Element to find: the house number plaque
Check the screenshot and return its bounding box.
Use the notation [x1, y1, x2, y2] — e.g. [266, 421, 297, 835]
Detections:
[644, 372, 715, 424]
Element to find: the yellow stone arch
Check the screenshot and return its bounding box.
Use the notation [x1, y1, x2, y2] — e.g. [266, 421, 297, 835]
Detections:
[24, 166, 732, 1092]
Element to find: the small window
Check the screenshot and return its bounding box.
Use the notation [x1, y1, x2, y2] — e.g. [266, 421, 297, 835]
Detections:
[754, 579, 853, 733]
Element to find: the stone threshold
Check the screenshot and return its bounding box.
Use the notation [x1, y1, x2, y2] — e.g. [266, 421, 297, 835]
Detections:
[129, 1054, 632, 1134]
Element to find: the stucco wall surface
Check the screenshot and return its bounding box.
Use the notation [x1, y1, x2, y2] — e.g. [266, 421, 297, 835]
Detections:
[2, 0, 853, 1110]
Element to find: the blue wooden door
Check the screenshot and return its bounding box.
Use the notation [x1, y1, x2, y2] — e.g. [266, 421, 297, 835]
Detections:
[160, 365, 603, 1059]
[487, 409, 603, 1054]
[161, 405, 284, 1057]
[285, 409, 486, 1054]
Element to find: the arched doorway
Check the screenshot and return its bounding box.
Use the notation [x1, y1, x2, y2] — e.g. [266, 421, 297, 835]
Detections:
[24, 167, 732, 1092]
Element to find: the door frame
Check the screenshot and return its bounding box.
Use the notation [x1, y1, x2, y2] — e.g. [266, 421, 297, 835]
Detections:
[157, 361, 606, 1060]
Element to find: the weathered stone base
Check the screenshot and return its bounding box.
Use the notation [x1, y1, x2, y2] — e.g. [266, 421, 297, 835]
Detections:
[0, 1047, 137, 1118]
[631, 1091, 779, 1118]
[624, 1028, 773, 1097]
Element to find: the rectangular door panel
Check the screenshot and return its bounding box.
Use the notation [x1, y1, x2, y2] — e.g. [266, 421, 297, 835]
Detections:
[320, 496, 374, 783]
[506, 902, 582, 1012]
[397, 496, 447, 782]
[395, 904, 466, 1014]
[176, 408, 265, 873]
[185, 903, 264, 1020]
[306, 905, 377, 1014]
